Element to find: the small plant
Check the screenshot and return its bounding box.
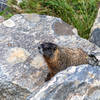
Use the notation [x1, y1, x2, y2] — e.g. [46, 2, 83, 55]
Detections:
[19, 0, 50, 14]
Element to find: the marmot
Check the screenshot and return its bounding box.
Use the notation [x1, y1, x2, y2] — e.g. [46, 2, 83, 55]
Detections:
[38, 42, 99, 81]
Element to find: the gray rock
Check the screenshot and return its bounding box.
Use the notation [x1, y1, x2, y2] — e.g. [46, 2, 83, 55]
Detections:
[90, 8, 100, 47]
[27, 65, 100, 100]
[0, 80, 30, 100]
[0, 13, 100, 99]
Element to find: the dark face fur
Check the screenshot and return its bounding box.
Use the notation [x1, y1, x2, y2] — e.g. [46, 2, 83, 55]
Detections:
[38, 42, 57, 58]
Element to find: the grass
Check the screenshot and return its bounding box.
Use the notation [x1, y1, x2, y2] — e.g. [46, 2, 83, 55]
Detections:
[0, 0, 100, 38]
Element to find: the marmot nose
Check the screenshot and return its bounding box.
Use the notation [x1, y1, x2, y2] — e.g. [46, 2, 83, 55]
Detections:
[38, 44, 43, 50]
[38, 45, 41, 50]
[39, 43, 45, 49]
[38, 44, 44, 54]
[38, 46, 41, 50]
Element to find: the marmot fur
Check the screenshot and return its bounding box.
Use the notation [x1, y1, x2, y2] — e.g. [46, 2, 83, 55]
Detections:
[38, 42, 98, 81]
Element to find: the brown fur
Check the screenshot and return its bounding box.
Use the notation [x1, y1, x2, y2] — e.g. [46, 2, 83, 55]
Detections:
[44, 47, 89, 81]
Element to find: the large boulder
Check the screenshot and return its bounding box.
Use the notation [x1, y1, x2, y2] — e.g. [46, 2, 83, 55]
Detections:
[0, 13, 80, 92]
[27, 65, 100, 100]
[90, 8, 100, 47]
[0, 14, 100, 99]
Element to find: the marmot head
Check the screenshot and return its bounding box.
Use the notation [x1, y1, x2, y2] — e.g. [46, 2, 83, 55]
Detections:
[38, 42, 58, 58]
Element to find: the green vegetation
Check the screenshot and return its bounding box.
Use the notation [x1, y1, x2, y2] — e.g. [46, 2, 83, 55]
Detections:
[0, 7, 13, 19]
[0, 0, 100, 38]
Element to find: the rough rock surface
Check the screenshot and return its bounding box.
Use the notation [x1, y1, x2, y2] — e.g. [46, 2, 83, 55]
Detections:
[90, 8, 100, 47]
[27, 65, 100, 100]
[0, 80, 30, 100]
[0, 13, 100, 99]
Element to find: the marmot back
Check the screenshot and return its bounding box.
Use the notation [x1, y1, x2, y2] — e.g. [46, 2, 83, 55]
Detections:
[38, 42, 99, 81]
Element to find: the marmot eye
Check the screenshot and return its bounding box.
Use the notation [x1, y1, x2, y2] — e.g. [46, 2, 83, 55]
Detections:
[45, 48, 48, 50]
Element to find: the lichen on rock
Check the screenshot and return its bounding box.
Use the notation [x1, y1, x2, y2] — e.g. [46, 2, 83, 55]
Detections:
[3, 19, 15, 27]
[7, 47, 30, 64]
